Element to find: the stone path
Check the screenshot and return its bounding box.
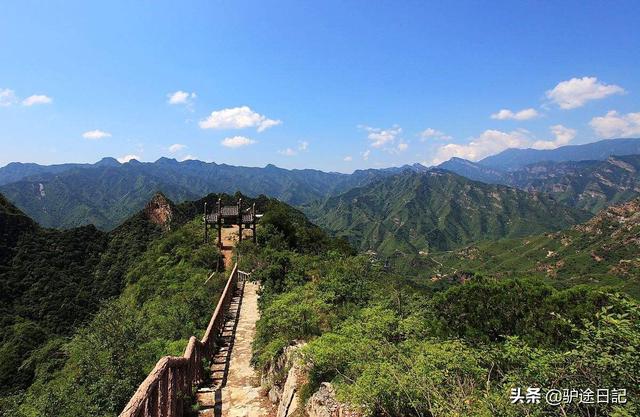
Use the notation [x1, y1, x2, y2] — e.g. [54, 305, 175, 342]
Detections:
[196, 272, 275, 417]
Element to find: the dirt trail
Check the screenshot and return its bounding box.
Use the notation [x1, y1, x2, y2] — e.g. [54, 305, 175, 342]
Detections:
[218, 227, 252, 269]
[219, 227, 237, 269]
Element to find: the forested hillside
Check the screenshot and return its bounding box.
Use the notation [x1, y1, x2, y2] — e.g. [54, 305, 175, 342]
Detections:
[239, 196, 640, 417]
[507, 155, 640, 214]
[420, 198, 640, 298]
[0, 193, 175, 400]
[440, 155, 640, 214]
[307, 170, 589, 255]
[0, 190, 346, 416]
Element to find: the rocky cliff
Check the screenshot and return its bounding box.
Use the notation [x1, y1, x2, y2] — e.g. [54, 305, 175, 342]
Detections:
[143, 193, 175, 231]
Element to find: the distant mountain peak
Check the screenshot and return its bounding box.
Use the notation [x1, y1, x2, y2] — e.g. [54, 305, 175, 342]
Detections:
[95, 157, 120, 167]
[155, 157, 178, 164]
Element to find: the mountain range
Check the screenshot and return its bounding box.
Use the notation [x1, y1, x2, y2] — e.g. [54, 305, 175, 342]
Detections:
[442, 154, 640, 214]
[0, 159, 392, 229]
[1, 138, 639, 230]
[476, 137, 640, 170]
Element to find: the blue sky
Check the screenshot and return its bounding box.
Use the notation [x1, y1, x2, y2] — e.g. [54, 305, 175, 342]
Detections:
[1, 0, 639, 172]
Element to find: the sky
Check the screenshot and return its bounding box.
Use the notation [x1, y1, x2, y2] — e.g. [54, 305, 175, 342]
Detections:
[1, 0, 639, 172]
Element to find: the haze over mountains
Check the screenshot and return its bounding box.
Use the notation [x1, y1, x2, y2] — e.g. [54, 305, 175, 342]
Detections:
[1, 138, 639, 234]
[476, 137, 640, 170]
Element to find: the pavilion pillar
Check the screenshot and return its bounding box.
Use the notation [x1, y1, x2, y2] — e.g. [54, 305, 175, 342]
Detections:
[217, 198, 222, 248]
[252, 203, 257, 244]
[237, 198, 243, 243]
[203, 202, 208, 243]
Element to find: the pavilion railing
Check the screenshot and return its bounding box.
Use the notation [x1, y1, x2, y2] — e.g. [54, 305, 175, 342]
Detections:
[118, 263, 242, 417]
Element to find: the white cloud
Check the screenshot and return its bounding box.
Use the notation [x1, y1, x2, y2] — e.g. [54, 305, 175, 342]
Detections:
[22, 94, 52, 106]
[362, 149, 371, 160]
[589, 110, 640, 138]
[343, 156, 353, 162]
[278, 148, 297, 156]
[419, 128, 452, 141]
[531, 125, 576, 150]
[359, 124, 402, 148]
[0, 89, 17, 106]
[221, 135, 256, 148]
[82, 129, 112, 140]
[1, 90, 53, 107]
[490, 108, 539, 120]
[256, 118, 281, 132]
[298, 141, 309, 151]
[117, 154, 140, 163]
[546, 77, 625, 109]
[397, 142, 408, 151]
[180, 155, 196, 161]
[168, 143, 186, 153]
[167, 90, 196, 105]
[430, 129, 531, 165]
[200, 106, 281, 132]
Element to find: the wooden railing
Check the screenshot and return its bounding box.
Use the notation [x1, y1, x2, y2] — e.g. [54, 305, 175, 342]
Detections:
[119, 263, 243, 417]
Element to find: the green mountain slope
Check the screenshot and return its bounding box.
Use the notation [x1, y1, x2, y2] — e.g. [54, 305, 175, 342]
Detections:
[427, 198, 640, 297]
[0, 192, 173, 394]
[0, 194, 36, 264]
[307, 170, 590, 255]
[0, 159, 392, 230]
[0, 165, 200, 230]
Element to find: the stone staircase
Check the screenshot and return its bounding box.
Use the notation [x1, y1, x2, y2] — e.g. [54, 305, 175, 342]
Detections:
[195, 280, 244, 416]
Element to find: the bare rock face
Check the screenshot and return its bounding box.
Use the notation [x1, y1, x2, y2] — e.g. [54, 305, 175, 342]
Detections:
[276, 361, 308, 417]
[262, 342, 306, 409]
[305, 383, 362, 417]
[262, 342, 361, 417]
[143, 193, 173, 231]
